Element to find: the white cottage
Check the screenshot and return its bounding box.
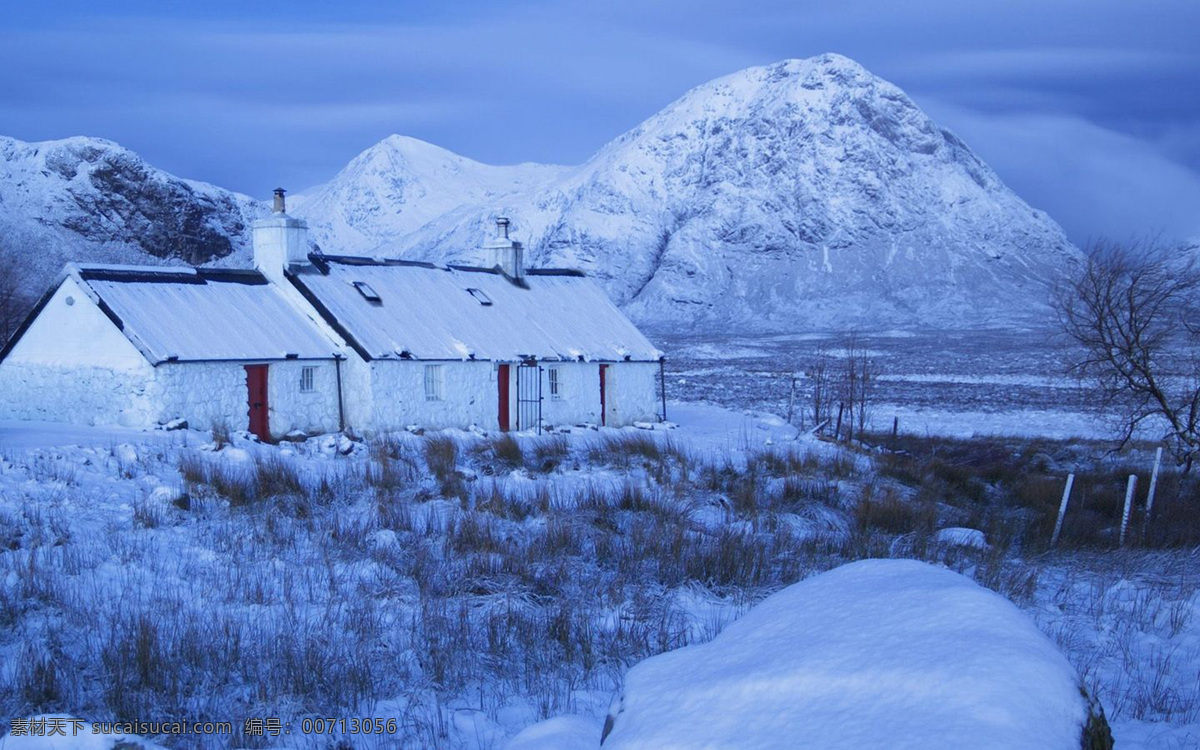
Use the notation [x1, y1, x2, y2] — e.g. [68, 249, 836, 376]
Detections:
[0, 192, 665, 439]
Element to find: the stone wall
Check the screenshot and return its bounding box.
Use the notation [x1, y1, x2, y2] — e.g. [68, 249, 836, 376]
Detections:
[606, 361, 663, 426]
[0, 361, 160, 427]
[370, 361, 495, 431]
[156, 360, 341, 438]
[364, 359, 663, 433]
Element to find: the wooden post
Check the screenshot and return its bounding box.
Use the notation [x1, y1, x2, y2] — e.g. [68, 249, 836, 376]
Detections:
[1119, 474, 1137, 547]
[658, 358, 668, 423]
[1051, 472, 1074, 548]
[891, 416, 899, 447]
[786, 373, 797, 426]
[834, 402, 844, 443]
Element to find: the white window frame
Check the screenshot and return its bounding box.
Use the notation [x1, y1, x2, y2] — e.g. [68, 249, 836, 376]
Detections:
[424, 364, 445, 402]
[300, 366, 316, 393]
[548, 366, 563, 401]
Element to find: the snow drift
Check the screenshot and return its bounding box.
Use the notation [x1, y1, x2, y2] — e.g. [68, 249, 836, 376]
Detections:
[600, 559, 1110, 749]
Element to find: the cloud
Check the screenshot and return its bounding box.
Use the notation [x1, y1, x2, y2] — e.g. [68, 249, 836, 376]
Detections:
[925, 101, 1200, 244]
[0, 1, 1198, 242]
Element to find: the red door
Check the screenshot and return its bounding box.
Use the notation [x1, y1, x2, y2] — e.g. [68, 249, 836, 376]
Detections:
[599, 364, 608, 426]
[497, 364, 511, 431]
[245, 364, 270, 440]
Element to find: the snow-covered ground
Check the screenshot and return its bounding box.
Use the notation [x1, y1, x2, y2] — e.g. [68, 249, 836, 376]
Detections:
[661, 329, 1118, 440]
[0, 399, 1196, 748]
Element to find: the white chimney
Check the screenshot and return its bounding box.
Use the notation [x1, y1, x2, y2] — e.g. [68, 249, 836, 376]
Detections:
[253, 187, 310, 282]
[484, 216, 524, 280]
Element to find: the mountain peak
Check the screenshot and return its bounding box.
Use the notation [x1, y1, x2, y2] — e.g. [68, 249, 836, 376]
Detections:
[2, 54, 1079, 330]
[368, 54, 1078, 329]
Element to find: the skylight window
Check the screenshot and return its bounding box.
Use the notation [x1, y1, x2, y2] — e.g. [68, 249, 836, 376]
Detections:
[353, 281, 381, 302]
[466, 288, 493, 306]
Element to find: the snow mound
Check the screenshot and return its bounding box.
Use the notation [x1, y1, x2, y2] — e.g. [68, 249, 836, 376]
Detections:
[506, 715, 602, 750]
[935, 526, 989, 549]
[601, 559, 1107, 749]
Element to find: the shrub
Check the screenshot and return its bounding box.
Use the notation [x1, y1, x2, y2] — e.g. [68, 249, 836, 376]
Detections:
[488, 434, 525, 469]
[531, 435, 569, 472]
[424, 435, 458, 480]
[854, 485, 935, 535]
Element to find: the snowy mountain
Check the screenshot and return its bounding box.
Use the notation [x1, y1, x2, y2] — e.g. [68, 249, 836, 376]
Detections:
[294, 135, 568, 254]
[1, 54, 1081, 329]
[299, 55, 1080, 330]
[0, 135, 260, 289]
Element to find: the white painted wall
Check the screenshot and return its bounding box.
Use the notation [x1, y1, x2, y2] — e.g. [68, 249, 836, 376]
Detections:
[155, 362, 248, 433]
[537, 362, 601, 426]
[0, 279, 160, 426]
[266, 360, 342, 436]
[5, 278, 147, 370]
[358, 359, 662, 433]
[604, 361, 662, 426]
[156, 360, 341, 438]
[368, 361, 495, 431]
[0, 362, 160, 427]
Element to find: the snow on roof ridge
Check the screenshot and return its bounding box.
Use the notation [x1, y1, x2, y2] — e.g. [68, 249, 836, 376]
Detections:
[318, 253, 586, 278]
[69, 262, 201, 276]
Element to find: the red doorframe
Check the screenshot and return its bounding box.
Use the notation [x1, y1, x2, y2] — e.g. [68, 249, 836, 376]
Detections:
[599, 364, 608, 426]
[497, 364, 511, 431]
[245, 364, 270, 441]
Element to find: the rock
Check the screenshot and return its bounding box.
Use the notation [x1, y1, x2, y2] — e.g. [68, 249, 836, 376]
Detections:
[934, 526, 989, 550]
[113, 443, 138, 464]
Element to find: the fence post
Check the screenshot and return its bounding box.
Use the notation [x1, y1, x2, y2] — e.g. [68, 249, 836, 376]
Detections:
[1142, 446, 1163, 542]
[1119, 474, 1138, 547]
[1051, 472, 1075, 548]
[786, 373, 797, 426]
[658, 358, 668, 424]
[835, 403, 844, 442]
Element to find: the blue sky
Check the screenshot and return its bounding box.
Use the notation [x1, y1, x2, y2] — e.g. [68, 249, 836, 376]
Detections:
[2, 0, 1199, 243]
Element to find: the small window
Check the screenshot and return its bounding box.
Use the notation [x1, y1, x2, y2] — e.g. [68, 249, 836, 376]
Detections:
[300, 366, 316, 393]
[353, 281, 381, 302]
[424, 364, 444, 401]
[466, 288, 493, 306]
[548, 367, 562, 401]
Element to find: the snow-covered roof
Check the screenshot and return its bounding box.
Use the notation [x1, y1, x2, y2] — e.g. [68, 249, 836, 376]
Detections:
[69, 265, 341, 364]
[288, 256, 662, 362]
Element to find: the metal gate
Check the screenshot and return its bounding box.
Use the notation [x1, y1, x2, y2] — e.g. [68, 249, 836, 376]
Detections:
[515, 362, 542, 434]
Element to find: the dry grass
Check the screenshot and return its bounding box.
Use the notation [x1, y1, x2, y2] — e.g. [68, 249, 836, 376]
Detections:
[8, 424, 1199, 747]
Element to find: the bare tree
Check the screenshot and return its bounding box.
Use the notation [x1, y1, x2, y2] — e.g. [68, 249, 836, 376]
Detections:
[0, 241, 31, 345]
[1053, 239, 1200, 472]
[808, 344, 834, 434]
[839, 333, 876, 443]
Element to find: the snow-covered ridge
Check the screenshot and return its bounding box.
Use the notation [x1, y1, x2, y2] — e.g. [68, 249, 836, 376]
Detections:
[298, 54, 1081, 330]
[1, 54, 1081, 330]
[0, 134, 262, 286]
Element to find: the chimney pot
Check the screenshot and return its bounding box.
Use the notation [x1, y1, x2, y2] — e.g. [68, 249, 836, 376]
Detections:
[485, 216, 523, 280]
[254, 187, 309, 281]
